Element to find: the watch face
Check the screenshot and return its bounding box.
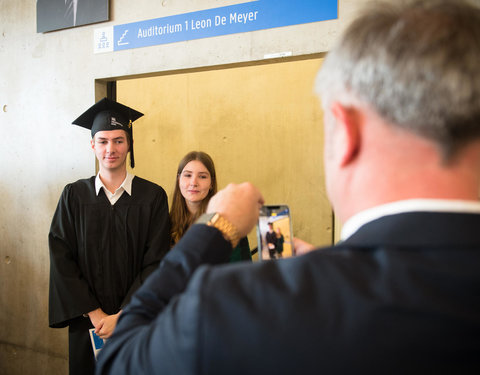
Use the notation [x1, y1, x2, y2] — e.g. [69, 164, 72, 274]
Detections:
[196, 212, 216, 224]
[209, 213, 221, 224]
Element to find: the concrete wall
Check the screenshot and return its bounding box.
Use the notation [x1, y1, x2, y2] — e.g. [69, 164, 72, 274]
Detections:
[0, 1, 367, 374]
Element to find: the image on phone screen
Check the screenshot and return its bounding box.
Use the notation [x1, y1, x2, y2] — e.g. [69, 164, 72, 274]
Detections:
[257, 205, 294, 261]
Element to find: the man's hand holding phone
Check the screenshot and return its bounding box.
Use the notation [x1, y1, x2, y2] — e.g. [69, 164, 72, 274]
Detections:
[293, 238, 316, 255]
[207, 182, 264, 237]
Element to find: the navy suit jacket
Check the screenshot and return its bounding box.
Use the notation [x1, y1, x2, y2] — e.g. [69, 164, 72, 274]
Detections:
[96, 212, 480, 374]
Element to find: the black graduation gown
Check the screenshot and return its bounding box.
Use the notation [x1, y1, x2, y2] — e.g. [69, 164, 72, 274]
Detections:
[48, 176, 171, 374]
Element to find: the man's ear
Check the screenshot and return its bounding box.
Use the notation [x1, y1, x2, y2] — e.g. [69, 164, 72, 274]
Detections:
[330, 102, 361, 166]
[90, 138, 95, 150]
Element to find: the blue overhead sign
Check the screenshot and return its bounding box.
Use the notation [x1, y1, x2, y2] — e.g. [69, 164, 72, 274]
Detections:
[94, 0, 338, 53]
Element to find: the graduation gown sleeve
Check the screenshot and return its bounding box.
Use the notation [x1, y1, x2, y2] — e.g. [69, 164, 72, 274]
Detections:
[48, 183, 99, 328]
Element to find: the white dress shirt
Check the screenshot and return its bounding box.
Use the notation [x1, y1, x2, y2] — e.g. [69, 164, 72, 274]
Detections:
[95, 172, 135, 205]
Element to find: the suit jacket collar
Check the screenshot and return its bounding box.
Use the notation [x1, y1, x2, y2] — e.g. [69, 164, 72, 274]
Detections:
[342, 211, 480, 248]
[341, 199, 480, 240]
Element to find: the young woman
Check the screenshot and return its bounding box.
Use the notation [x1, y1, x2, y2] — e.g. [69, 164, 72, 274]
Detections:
[170, 151, 251, 261]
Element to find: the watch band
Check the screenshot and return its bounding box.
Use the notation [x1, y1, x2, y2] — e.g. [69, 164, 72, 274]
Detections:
[196, 212, 241, 248]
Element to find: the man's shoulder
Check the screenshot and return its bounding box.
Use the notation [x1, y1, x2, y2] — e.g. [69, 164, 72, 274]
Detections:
[196, 250, 329, 293]
[63, 176, 96, 195]
[132, 175, 163, 189]
[132, 176, 167, 195]
[53, 177, 97, 207]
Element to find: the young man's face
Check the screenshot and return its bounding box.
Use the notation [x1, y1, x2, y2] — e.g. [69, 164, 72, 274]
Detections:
[91, 129, 130, 172]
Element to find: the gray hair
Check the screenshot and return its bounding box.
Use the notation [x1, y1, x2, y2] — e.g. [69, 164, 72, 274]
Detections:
[316, 0, 480, 160]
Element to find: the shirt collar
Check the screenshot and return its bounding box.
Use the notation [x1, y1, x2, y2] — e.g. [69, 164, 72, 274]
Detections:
[95, 172, 134, 196]
[341, 199, 480, 240]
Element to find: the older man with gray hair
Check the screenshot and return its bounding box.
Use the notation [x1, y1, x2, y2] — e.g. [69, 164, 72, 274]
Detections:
[97, 1, 480, 374]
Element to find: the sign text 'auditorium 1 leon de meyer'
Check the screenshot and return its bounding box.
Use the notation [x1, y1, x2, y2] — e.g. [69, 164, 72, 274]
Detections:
[94, 0, 338, 54]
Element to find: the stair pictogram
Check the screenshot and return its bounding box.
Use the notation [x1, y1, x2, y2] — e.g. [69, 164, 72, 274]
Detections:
[118, 30, 129, 45]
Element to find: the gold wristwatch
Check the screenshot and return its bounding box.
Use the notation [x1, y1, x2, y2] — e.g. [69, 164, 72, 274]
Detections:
[196, 212, 240, 248]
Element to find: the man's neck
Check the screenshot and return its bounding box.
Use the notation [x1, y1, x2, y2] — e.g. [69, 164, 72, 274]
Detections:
[333, 107, 480, 224]
[98, 168, 127, 194]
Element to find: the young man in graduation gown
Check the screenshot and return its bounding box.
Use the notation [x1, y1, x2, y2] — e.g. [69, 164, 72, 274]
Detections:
[48, 98, 171, 375]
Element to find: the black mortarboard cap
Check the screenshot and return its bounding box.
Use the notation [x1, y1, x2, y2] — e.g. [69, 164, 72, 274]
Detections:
[72, 97, 144, 168]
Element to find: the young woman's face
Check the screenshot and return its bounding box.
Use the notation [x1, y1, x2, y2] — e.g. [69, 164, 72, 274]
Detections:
[179, 160, 212, 211]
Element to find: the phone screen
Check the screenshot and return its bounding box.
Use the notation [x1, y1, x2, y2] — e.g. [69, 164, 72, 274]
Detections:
[257, 205, 294, 261]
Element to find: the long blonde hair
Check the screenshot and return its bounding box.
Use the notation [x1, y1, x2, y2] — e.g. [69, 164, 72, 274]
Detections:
[169, 151, 217, 245]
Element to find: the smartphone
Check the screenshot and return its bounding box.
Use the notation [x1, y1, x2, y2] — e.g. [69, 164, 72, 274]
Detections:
[256, 205, 294, 261]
